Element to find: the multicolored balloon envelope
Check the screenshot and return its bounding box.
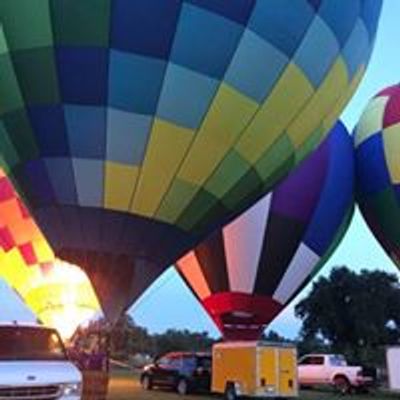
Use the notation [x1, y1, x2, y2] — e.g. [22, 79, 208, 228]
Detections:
[0, 169, 99, 338]
[176, 122, 355, 340]
[0, 1, 381, 321]
[355, 84, 400, 268]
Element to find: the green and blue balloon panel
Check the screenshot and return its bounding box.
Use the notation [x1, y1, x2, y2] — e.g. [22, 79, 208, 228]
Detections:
[177, 122, 354, 340]
[355, 84, 400, 270]
[0, 0, 382, 320]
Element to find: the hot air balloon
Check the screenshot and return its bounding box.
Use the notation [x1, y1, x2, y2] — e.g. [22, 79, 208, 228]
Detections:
[0, 1, 382, 321]
[176, 122, 354, 340]
[23, 261, 100, 340]
[355, 84, 400, 268]
[0, 169, 99, 338]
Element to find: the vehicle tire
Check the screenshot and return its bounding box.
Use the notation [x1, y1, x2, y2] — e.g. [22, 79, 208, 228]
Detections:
[141, 375, 152, 391]
[333, 376, 351, 395]
[224, 383, 237, 400]
[176, 378, 189, 396]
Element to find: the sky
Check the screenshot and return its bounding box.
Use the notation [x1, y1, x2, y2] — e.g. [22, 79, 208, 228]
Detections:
[0, 280, 37, 323]
[2, 0, 400, 338]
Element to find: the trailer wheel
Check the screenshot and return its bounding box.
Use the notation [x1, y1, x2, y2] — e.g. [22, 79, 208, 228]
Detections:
[224, 383, 238, 400]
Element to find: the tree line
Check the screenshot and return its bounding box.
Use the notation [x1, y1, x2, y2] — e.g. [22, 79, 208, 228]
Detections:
[84, 266, 400, 367]
[86, 313, 216, 361]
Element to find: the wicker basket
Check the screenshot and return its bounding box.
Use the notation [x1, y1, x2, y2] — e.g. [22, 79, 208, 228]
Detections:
[82, 371, 109, 400]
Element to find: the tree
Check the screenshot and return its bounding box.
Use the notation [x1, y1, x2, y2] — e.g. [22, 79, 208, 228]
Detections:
[262, 330, 291, 343]
[296, 335, 331, 357]
[295, 267, 400, 365]
[261, 330, 331, 357]
[79, 314, 216, 361]
[152, 329, 215, 356]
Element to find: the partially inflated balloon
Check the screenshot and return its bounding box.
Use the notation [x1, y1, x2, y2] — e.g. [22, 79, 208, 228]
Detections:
[355, 84, 400, 268]
[2, 259, 100, 340]
[176, 122, 354, 340]
[0, 1, 381, 320]
[0, 169, 99, 337]
[24, 261, 100, 340]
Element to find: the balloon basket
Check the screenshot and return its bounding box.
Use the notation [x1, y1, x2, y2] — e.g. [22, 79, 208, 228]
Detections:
[82, 371, 109, 400]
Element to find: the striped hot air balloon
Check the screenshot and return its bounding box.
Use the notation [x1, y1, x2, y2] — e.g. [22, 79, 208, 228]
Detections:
[176, 122, 354, 340]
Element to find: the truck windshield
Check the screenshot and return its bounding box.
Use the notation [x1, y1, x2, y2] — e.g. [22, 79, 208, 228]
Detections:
[0, 326, 67, 361]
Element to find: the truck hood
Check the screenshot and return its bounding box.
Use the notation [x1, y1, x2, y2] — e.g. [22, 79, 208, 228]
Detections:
[342, 366, 362, 372]
[0, 361, 81, 386]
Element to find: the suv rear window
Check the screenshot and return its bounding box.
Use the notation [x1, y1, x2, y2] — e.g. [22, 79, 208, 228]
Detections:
[0, 326, 67, 361]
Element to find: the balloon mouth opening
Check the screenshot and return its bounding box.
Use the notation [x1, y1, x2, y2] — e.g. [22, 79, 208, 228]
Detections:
[222, 324, 265, 331]
[220, 311, 258, 325]
[229, 311, 254, 319]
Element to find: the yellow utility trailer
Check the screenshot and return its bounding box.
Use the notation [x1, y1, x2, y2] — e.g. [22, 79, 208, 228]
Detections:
[212, 341, 298, 399]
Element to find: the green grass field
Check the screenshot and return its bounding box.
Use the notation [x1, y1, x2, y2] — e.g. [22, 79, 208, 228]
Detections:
[107, 371, 398, 400]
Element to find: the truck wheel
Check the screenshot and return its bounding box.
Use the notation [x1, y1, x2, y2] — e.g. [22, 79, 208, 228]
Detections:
[176, 378, 189, 396]
[334, 376, 351, 395]
[141, 375, 152, 391]
[224, 383, 237, 400]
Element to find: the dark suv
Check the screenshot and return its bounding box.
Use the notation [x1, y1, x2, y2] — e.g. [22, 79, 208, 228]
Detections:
[140, 352, 212, 395]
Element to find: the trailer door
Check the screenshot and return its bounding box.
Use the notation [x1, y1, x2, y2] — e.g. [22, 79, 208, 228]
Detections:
[258, 346, 277, 394]
[278, 348, 297, 397]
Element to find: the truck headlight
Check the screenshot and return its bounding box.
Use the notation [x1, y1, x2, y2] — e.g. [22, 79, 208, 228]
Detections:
[61, 382, 82, 397]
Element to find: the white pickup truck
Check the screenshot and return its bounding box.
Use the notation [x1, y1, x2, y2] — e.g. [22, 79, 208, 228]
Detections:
[0, 322, 82, 400]
[298, 354, 373, 394]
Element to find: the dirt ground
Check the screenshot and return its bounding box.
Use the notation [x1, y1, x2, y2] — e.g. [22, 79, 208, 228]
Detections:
[107, 372, 398, 400]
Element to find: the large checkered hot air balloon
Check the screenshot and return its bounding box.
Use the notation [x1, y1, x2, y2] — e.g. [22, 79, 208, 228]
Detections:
[0, 170, 99, 338]
[355, 84, 400, 269]
[0, 1, 382, 321]
[176, 122, 354, 340]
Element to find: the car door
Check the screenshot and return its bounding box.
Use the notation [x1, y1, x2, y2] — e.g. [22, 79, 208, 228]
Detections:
[164, 355, 182, 387]
[154, 355, 182, 387]
[298, 356, 325, 385]
[152, 355, 172, 386]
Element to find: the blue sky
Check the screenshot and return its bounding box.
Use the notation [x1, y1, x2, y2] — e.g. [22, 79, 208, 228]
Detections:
[0, 280, 37, 323]
[2, 0, 400, 337]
